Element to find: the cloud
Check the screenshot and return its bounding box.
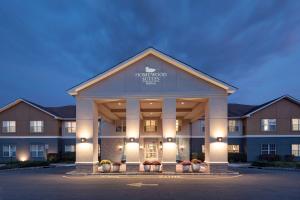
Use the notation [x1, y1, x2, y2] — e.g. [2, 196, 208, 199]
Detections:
[0, 0, 300, 106]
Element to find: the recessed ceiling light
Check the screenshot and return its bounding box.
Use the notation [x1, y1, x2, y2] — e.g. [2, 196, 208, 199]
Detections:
[181, 102, 185, 105]
[150, 112, 153, 115]
[118, 102, 121, 106]
[149, 102, 153, 105]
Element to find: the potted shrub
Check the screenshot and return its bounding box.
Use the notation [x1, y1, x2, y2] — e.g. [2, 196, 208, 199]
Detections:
[181, 160, 191, 173]
[143, 160, 152, 172]
[112, 162, 121, 172]
[100, 160, 112, 173]
[191, 159, 202, 172]
[152, 161, 161, 172]
[200, 162, 208, 173]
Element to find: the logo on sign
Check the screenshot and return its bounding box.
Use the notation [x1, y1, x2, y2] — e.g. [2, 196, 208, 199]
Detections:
[135, 66, 167, 85]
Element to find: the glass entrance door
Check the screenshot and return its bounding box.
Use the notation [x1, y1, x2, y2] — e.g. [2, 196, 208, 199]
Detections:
[144, 141, 158, 160]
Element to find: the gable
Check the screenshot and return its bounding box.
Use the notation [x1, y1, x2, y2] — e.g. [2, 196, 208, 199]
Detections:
[78, 54, 228, 97]
[249, 97, 300, 118]
[68, 48, 236, 96]
[0, 101, 57, 121]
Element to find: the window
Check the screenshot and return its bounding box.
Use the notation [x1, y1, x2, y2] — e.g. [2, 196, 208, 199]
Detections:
[228, 145, 240, 153]
[228, 120, 239, 132]
[65, 121, 76, 133]
[200, 120, 205, 132]
[115, 120, 126, 132]
[30, 145, 45, 158]
[261, 119, 276, 131]
[144, 120, 157, 132]
[64, 145, 75, 152]
[145, 142, 158, 160]
[292, 119, 300, 131]
[30, 121, 44, 133]
[176, 120, 182, 132]
[292, 144, 300, 157]
[2, 121, 16, 133]
[202, 145, 205, 153]
[261, 144, 276, 155]
[3, 145, 16, 157]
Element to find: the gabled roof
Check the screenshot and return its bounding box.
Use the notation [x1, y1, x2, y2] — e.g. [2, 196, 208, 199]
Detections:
[228, 103, 257, 118]
[0, 99, 76, 120]
[67, 47, 237, 95]
[242, 95, 300, 117]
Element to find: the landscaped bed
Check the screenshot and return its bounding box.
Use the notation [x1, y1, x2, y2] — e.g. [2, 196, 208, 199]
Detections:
[0, 161, 50, 170]
[252, 161, 300, 169]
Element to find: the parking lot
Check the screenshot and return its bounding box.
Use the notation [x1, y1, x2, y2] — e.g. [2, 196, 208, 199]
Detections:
[0, 167, 299, 200]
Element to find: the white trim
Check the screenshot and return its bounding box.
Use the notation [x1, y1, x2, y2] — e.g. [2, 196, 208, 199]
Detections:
[244, 135, 300, 138]
[68, 48, 236, 95]
[99, 135, 126, 138]
[0, 136, 61, 139]
[244, 95, 300, 117]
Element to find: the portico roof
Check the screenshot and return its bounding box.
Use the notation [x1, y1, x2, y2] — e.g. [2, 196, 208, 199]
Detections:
[67, 47, 237, 96]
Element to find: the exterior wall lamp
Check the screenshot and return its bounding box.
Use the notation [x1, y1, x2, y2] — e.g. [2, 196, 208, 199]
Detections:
[217, 137, 223, 142]
[127, 137, 138, 143]
[80, 137, 87, 143]
[180, 145, 185, 151]
[118, 145, 123, 151]
[165, 137, 175, 143]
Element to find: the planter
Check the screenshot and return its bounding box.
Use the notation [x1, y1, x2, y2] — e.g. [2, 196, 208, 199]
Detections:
[144, 165, 151, 172]
[182, 165, 190, 173]
[102, 164, 111, 173]
[152, 165, 160, 172]
[112, 165, 120, 172]
[191, 163, 200, 172]
[200, 163, 208, 172]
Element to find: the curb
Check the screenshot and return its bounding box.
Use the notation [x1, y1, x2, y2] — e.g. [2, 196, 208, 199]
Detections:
[66, 171, 239, 176]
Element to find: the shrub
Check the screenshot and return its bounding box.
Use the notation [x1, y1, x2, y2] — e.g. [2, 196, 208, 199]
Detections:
[112, 162, 121, 166]
[100, 160, 112, 165]
[61, 152, 75, 162]
[252, 161, 274, 167]
[47, 153, 60, 163]
[18, 161, 50, 168]
[228, 153, 247, 163]
[191, 152, 198, 160]
[152, 161, 161, 165]
[191, 152, 205, 162]
[191, 159, 202, 164]
[296, 163, 300, 169]
[258, 154, 281, 161]
[143, 160, 152, 165]
[181, 160, 191, 165]
[283, 155, 295, 162]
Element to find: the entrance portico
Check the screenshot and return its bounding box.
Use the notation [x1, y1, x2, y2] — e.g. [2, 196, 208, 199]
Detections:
[68, 48, 236, 173]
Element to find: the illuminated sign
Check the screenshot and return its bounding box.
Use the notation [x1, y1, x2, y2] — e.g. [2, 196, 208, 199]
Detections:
[135, 66, 167, 85]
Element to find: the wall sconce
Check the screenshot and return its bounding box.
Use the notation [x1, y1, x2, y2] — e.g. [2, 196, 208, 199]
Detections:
[165, 137, 175, 143]
[127, 137, 139, 143]
[80, 137, 87, 143]
[159, 141, 163, 149]
[217, 137, 223, 142]
[118, 145, 123, 151]
[180, 145, 185, 151]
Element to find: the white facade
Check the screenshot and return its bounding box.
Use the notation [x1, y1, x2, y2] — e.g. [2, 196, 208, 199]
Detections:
[68, 48, 236, 173]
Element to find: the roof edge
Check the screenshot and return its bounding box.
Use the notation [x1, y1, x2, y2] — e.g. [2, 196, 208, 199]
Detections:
[242, 95, 300, 118]
[67, 47, 237, 95]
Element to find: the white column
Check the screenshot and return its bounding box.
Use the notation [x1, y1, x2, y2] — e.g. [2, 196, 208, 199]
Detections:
[205, 96, 228, 164]
[76, 97, 98, 172]
[162, 98, 177, 163]
[125, 98, 140, 163]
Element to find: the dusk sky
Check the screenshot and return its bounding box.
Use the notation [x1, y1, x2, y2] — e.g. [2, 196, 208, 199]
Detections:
[1, 0, 300, 107]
